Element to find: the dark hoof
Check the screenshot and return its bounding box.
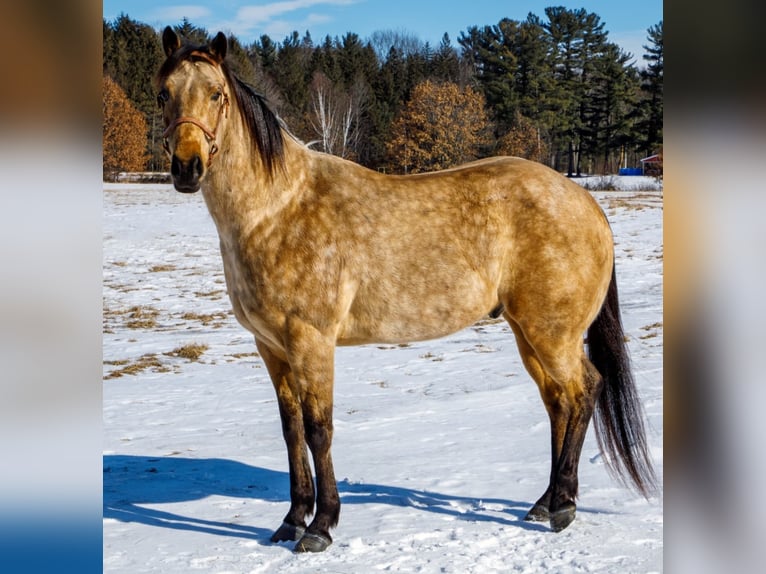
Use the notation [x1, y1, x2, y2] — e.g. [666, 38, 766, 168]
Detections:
[270, 521, 305, 543]
[294, 532, 332, 553]
[550, 503, 576, 532]
[524, 502, 550, 522]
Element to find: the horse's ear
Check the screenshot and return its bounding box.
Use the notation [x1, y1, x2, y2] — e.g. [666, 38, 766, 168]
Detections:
[210, 32, 228, 62]
[162, 26, 181, 57]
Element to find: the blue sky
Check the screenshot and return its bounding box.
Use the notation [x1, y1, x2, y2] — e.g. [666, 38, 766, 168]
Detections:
[103, 1, 662, 63]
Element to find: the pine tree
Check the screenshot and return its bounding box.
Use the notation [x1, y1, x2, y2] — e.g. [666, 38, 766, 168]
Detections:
[255, 34, 278, 71]
[582, 43, 639, 173]
[226, 35, 257, 86]
[272, 31, 313, 136]
[639, 21, 663, 155]
[174, 18, 209, 45]
[458, 22, 517, 127]
[431, 33, 460, 83]
[365, 46, 407, 168]
[337, 33, 377, 90]
[309, 35, 342, 85]
[543, 6, 610, 175]
[515, 15, 552, 124]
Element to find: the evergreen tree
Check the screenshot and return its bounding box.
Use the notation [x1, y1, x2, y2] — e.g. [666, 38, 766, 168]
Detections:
[515, 15, 551, 124]
[639, 21, 663, 155]
[337, 33, 377, 89]
[174, 17, 209, 44]
[272, 31, 313, 136]
[226, 34, 257, 86]
[582, 43, 639, 173]
[255, 34, 278, 71]
[365, 46, 407, 167]
[309, 35, 342, 85]
[459, 23, 515, 122]
[543, 6, 610, 175]
[458, 18, 550, 152]
[431, 33, 460, 83]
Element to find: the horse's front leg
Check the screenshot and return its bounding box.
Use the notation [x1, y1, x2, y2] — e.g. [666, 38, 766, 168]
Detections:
[256, 339, 316, 543]
[286, 319, 340, 553]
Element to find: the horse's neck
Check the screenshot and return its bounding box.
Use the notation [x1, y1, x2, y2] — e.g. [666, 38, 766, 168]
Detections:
[202, 125, 308, 244]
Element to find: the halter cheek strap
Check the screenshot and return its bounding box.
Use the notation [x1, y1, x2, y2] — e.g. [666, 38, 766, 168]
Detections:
[162, 94, 230, 167]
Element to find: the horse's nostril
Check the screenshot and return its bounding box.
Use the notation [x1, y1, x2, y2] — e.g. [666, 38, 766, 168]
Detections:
[193, 155, 203, 178]
[171, 155, 181, 177]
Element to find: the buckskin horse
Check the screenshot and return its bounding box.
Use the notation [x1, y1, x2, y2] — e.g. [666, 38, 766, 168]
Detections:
[155, 28, 656, 552]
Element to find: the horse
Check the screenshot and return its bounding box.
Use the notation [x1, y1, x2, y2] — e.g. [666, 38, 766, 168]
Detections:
[155, 27, 656, 553]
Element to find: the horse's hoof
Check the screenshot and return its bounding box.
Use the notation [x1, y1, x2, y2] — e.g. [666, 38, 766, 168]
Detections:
[524, 503, 550, 522]
[550, 504, 576, 532]
[294, 532, 332, 553]
[270, 521, 305, 543]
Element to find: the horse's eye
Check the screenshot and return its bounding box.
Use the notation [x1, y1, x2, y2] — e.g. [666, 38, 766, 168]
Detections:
[157, 89, 169, 108]
[211, 90, 222, 102]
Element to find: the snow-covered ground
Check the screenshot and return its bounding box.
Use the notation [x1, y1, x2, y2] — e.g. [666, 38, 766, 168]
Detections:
[103, 183, 663, 573]
[571, 175, 663, 192]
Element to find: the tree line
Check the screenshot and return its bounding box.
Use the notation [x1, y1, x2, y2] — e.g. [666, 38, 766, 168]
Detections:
[102, 8, 662, 179]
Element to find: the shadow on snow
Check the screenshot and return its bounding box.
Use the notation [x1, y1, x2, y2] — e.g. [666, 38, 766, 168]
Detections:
[103, 454, 611, 542]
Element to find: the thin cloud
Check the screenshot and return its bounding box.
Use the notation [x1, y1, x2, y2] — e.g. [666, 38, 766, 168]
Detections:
[218, 0, 357, 38]
[236, 0, 356, 23]
[254, 14, 334, 40]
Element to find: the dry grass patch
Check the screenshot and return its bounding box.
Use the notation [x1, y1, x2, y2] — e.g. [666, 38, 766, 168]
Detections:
[228, 351, 260, 359]
[194, 289, 227, 299]
[125, 306, 160, 329]
[104, 353, 168, 379]
[149, 264, 177, 273]
[180, 311, 229, 326]
[104, 305, 160, 330]
[164, 343, 209, 361]
[604, 197, 647, 211]
[639, 321, 663, 340]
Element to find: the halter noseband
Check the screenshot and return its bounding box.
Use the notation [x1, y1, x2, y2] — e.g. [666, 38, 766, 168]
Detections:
[161, 52, 230, 168]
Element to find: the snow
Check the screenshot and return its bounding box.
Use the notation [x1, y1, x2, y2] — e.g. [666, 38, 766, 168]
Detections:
[103, 183, 663, 573]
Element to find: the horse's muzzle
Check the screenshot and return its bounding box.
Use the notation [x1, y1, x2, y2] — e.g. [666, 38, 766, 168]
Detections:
[170, 154, 203, 193]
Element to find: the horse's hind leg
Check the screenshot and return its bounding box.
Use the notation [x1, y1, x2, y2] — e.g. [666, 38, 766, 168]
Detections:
[507, 319, 603, 532]
[256, 340, 316, 543]
[546, 356, 603, 531]
[507, 321, 562, 522]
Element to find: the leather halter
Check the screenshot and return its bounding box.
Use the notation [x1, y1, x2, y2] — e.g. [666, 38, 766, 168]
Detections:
[161, 52, 230, 167]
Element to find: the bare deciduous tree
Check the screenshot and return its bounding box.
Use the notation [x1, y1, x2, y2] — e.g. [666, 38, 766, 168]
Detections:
[308, 72, 368, 160]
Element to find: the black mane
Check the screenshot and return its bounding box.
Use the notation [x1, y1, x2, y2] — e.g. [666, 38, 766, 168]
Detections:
[157, 43, 285, 177]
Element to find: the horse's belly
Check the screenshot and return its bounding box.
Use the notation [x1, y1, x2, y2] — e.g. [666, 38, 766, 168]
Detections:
[336, 284, 496, 345]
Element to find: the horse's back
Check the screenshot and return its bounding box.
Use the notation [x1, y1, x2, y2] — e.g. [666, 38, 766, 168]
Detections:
[311, 154, 613, 345]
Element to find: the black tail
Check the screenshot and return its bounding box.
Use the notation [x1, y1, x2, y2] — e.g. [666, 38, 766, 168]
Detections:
[588, 265, 657, 497]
